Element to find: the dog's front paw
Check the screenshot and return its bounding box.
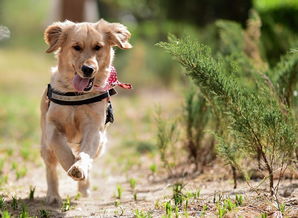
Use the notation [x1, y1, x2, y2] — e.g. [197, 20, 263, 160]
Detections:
[67, 164, 86, 181]
[46, 194, 62, 205]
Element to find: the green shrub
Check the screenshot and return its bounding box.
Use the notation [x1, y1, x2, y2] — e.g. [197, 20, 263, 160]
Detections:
[157, 33, 297, 195]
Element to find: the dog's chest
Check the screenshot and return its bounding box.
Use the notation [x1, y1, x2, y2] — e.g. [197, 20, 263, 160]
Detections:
[48, 101, 107, 142]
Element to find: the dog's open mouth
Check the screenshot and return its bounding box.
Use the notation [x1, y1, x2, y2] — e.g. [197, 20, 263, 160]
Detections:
[73, 73, 94, 92]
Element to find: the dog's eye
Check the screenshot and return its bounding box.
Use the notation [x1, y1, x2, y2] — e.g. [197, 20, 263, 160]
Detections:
[94, 45, 102, 51]
[73, 45, 82, 51]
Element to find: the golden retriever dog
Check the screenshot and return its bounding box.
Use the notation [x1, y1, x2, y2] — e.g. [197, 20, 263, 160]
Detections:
[40, 19, 132, 204]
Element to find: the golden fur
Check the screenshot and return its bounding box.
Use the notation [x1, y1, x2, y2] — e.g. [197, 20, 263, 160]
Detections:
[40, 19, 131, 204]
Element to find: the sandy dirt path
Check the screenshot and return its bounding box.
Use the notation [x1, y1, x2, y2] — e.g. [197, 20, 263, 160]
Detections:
[3, 148, 298, 218]
[1, 91, 298, 217]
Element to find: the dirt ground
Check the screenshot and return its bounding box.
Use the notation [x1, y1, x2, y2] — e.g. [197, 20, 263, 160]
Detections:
[0, 89, 297, 218]
[1, 141, 298, 218]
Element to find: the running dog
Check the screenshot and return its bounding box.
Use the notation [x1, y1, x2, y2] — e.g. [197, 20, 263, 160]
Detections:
[40, 19, 132, 204]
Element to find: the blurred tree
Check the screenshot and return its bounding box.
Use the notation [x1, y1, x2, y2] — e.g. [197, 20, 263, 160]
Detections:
[0, 0, 3, 22]
[259, 7, 298, 65]
[161, 0, 252, 26]
[98, 0, 252, 26]
[61, 0, 86, 22]
[97, 0, 117, 20]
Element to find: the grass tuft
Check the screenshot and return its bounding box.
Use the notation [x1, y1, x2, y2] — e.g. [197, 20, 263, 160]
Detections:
[61, 196, 72, 212]
[39, 209, 50, 218]
[29, 186, 35, 201]
[11, 196, 18, 210]
[0, 196, 5, 209]
[1, 210, 11, 218]
[19, 204, 30, 218]
[116, 184, 123, 199]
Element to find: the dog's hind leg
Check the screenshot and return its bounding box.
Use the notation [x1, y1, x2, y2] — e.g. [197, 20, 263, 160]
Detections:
[41, 145, 61, 205]
[40, 89, 61, 204]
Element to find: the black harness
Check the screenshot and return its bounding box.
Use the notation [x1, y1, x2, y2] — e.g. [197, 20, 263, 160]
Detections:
[47, 84, 116, 124]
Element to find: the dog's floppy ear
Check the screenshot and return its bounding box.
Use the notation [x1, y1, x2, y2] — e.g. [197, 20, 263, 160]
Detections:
[97, 19, 132, 49]
[44, 21, 73, 53]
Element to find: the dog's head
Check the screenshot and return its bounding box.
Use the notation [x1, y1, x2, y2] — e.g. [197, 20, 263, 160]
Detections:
[44, 19, 132, 92]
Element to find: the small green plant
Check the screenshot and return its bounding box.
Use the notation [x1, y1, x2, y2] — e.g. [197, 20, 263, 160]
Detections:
[163, 200, 179, 217]
[235, 194, 243, 206]
[0, 175, 8, 185]
[261, 213, 268, 218]
[11, 162, 18, 170]
[0, 196, 5, 209]
[6, 148, 14, 157]
[223, 198, 236, 211]
[16, 167, 27, 180]
[217, 203, 228, 218]
[174, 206, 179, 218]
[165, 201, 173, 216]
[61, 196, 72, 212]
[154, 200, 161, 209]
[172, 183, 185, 207]
[279, 203, 286, 214]
[116, 184, 123, 199]
[0, 159, 5, 174]
[20, 146, 31, 161]
[184, 198, 188, 210]
[29, 186, 35, 200]
[183, 207, 189, 218]
[74, 192, 81, 200]
[201, 205, 208, 216]
[149, 164, 157, 175]
[186, 189, 200, 199]
[1, 210, 11, 218]
[129, 178, 137, 189]
[11, 196, 18, 210]
[156, 108, 178, 174]
[39, 209, 50, 218]
[114, 200, 120, 207]
[129, 178, 137, 201]
[19, 205, 30, 218]
[133, 192, 137, 201]
[134, 209, 153, 218]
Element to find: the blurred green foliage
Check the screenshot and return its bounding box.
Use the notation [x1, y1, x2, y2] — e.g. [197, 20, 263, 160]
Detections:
[0, 0, 297, 172]
[0, 0, 297, 79]
[254, 0, 298, 10]
[0, 0, 49, 49]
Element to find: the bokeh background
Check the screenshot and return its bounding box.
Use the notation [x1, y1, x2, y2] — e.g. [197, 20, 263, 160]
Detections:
[1, 0, 298, 152]
[0, 0, 298, 216]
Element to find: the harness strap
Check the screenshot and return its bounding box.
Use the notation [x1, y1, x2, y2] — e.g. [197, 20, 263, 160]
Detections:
[47, 84, 117, 106]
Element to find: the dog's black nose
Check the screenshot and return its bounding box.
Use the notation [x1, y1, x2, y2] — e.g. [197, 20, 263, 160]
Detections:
[81, 65, 94, 77]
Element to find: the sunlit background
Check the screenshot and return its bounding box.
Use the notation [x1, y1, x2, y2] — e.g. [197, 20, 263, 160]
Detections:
[0, 0, 298, 217]
[1, 0, 297, 144]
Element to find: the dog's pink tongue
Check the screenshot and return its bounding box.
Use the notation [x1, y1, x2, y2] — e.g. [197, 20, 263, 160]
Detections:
[73, 74, 89, 91]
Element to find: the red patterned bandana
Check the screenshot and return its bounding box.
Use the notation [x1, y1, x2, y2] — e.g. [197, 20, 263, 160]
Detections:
[95, 66, 132, 91]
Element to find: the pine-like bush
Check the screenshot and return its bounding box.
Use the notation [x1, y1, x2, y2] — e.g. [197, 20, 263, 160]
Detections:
[157, 34, 297, 195]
